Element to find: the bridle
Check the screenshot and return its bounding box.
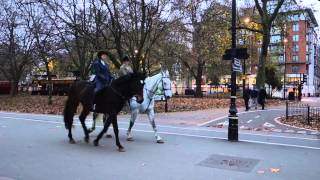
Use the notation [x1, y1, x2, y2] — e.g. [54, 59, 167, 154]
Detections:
[143, 72, 172, 112]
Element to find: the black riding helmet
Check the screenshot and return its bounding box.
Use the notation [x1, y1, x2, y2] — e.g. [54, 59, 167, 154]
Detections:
[97, 51, 108, 59]
[121, 55, 130, 63]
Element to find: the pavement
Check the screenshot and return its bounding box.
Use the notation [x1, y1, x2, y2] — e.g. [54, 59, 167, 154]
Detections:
[1, 104, 320, 180]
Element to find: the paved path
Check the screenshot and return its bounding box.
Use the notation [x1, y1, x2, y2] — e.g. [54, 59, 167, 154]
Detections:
[1, 112, 320, 180]
[200, 108, 319, 135]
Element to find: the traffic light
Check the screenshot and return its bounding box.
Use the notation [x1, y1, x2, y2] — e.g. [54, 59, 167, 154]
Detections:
[303, 74, 307, 83]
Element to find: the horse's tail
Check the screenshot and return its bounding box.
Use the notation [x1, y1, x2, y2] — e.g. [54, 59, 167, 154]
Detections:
[63, 84, 77, 130]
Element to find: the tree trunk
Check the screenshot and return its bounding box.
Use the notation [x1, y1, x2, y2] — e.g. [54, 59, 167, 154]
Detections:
[194, 63, 203, 98]
[256, 29, 270, 89]
[46, 63, 53, 105]
[10, 80, 18, 97]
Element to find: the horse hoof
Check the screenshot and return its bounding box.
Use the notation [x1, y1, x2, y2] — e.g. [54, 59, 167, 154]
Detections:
[118, 147, 126, 152]
[157, 139, 164, 144]
[127, 137, 134, 141]
[93, 140, 99, 146]
[69, 139, 76, 144]
[106, 134, 112, 138]
[84, 137, 90, 143]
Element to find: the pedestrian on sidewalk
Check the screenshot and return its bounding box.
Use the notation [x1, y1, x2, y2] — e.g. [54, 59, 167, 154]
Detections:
[243, 88, 251, 111]
[258, 88, 267, 110]
[250, 88, 258, 110]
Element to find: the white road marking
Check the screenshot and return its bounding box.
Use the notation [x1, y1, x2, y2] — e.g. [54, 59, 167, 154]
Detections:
[197, 108, 283, 127]
[272, 129, 282, 133]
[1, 115, 319, 141]
[297, 131, 307, 134]
[255, 115, 260, 119]
[263, 122, 275, 128]
[217, 121, 229, 126]
[284, 130, 295, 133]
[246, 120, 252, 123]
[2, 115, 320, 150]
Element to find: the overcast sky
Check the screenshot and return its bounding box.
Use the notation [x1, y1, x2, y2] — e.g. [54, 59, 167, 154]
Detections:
[300, 0, 320, 34]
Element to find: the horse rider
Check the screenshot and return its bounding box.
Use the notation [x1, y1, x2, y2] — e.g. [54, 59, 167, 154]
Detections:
[91, 51, 114, 110]
[118, 55, 133, 77]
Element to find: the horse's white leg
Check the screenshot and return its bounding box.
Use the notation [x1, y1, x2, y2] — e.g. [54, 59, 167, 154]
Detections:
[147, 109, 163, 143]
[127, 109, 138, 141]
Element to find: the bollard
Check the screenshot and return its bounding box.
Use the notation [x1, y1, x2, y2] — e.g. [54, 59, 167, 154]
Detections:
[286, 101, 288, 120]
[307, 106, 310, 125]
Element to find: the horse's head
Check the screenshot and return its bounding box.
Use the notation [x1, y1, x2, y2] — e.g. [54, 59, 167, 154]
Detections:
[159, 68, 173, 99]
[129, 71, 146, 104]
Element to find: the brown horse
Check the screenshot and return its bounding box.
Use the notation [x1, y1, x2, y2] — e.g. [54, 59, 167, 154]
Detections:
[63, 72, 145, 152]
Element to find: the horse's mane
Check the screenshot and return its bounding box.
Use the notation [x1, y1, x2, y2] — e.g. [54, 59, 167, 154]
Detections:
[112, 73, 132, 85]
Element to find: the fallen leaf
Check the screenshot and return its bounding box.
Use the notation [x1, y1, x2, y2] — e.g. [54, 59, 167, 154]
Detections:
[270, 168, 280, 173]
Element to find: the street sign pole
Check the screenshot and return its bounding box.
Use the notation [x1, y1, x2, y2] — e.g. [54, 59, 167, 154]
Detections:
[228, 0, 238, 141]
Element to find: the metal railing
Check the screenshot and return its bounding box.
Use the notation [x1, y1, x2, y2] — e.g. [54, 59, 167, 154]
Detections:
[286, 101, 320, 124]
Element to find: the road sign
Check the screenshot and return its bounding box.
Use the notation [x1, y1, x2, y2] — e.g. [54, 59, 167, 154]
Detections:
[222, 48, 249, 60]
[232, 58, 242, 72]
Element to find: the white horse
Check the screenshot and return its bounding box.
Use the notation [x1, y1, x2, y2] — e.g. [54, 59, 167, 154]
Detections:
[89, 68, 173, 143]
[127, 67, 172, 143]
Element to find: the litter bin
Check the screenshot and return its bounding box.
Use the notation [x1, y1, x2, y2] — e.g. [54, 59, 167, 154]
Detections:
[288, 91, 295, 100]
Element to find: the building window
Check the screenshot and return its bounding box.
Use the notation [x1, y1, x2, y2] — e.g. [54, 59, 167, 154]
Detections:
[293, 44, 299, 52]
[306, 55, 309, 63]
[292, 35, 299, 42]
[293, 23, 299, 31]
[278, 55, 284, 63]
[271, 35, 281, 43]
[292, 55, 299, 62]
[292, 14, 300, 21]
[292, 65, 299, 73]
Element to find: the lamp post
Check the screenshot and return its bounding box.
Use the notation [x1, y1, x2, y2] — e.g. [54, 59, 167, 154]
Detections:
[283, 38, 288, 100]
[228, 0, 238, 141]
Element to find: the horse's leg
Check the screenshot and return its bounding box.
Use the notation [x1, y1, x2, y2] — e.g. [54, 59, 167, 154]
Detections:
[127, 109, 138, 141]
[68, 127, 75, 144]
[93, 115, 112, 147]
[104, 114, 112, 138]
[147, 109, 163, 143]
[111, 116, 125, 152]
[66, 101, 78, 144]
[79, 108, 91, 143]
[88, 112, 98, 133]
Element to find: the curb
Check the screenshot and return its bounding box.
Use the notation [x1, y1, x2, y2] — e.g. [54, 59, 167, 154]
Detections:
[273, 116, 319, 133]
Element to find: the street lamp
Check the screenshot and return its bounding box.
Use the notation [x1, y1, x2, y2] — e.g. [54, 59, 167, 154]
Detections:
[283, 38, 288, 100]
[228, 0, 238, 141]
[244, 17, 250, 24]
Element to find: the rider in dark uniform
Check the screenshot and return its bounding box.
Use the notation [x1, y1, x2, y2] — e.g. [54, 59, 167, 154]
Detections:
[91, 51, 114, 111]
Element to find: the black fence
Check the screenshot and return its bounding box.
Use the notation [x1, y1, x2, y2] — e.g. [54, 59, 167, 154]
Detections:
[286, 101, 320, 124]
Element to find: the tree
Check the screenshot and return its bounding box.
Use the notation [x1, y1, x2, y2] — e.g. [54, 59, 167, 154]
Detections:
[239, 0, 285, 89]
[100, 0, 174, 73]
[265, 63, 282, 97]
[172, 0, 231, 97]
[19, 1, 58, 104]
[0, 1, 34, 96]
[44, 0, 99, 80]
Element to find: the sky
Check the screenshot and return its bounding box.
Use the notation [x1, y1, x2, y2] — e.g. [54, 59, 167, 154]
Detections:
[297, 0, 320, 34]
[300, 0, 320, 23]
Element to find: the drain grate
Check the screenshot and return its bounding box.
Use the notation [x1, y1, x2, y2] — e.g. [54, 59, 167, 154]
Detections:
[197, 154, 259, 172]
